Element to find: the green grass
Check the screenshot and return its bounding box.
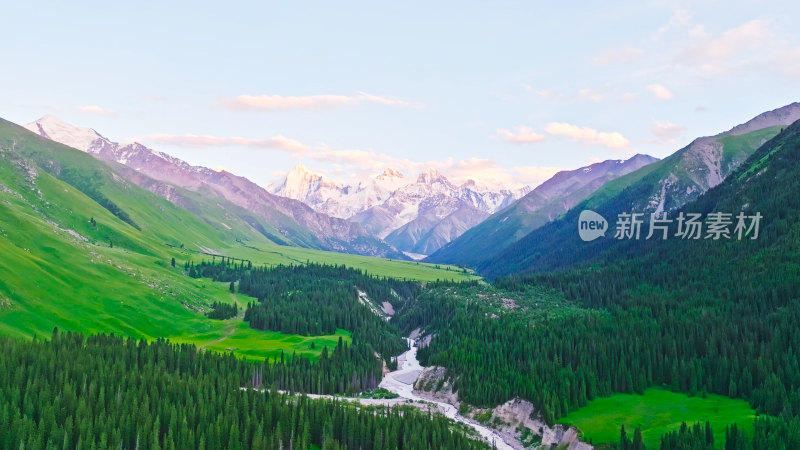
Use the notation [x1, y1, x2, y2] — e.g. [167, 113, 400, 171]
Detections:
[176, 322, 352, 362]
[0, 118, 474, 363]
[587, 127, 784, 210]
[558, 388, 757, 448]
[719, 126, 783, 167]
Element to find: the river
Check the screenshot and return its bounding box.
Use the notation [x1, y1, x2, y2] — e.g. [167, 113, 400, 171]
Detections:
[378, 338, 515, 450]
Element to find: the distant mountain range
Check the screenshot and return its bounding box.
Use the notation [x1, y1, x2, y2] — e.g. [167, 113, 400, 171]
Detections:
[23, 115, 665, 260]
[24, 115, 406, 259]
[28, 102, 797, 268]
[426, 154, 658, 266]
[268, 164, 531, 255]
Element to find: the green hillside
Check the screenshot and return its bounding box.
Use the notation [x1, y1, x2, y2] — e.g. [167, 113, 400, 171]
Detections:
[0, 118, 473, 357]
[481, 125, 785, 278]
[393, 121, 800, 447]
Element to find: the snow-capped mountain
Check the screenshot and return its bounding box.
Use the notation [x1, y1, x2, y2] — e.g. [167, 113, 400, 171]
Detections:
[25, 115, 104, 152]
[268, 164, 408, 219]
[24, 116, 406, 259]
[269, 164, 530, 255]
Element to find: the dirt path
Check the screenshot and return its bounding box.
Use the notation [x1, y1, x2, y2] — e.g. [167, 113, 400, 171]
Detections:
[230, 292, 246, 319]
[198, 294, 244, 350]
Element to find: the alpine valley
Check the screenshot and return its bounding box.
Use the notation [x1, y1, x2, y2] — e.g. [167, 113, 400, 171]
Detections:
[6, 2, 800, 448]
[25, 115, 406, 259]
[4, 94, 800, 450]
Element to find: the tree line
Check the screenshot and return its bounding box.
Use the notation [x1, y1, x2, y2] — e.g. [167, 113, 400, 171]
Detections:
[191, 261, 421, 371]
[0, 329, 488, 449]
[205, 301, 238, 320]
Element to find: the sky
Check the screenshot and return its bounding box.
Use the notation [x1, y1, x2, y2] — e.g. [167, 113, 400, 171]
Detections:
[2, 1, 799, 190]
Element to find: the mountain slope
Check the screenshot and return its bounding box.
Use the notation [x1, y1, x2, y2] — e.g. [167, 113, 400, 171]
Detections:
[0, 117, 283, 346]
[25, 116, 405, 259]
[426, 154, 657, 266]
[482, 102, 800, 278]
[401, 118, 800, 447]
[0, 117, 476, 343]
[385, 196, 490, 255]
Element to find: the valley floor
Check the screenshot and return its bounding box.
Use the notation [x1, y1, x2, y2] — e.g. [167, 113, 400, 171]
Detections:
[270, 337, 517, 449]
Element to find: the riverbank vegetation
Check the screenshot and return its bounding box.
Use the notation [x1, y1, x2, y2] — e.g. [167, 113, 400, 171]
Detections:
[0, 329, 489, 450]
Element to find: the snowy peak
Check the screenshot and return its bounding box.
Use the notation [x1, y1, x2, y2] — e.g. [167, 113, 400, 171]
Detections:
[267, 162, 532, 254]
[376, 168, 404, 180]
[416, 167, 445, 184]
[25, 115, 106, 152]
[270, 163, 342, 203]
[288, 162, 316, 177]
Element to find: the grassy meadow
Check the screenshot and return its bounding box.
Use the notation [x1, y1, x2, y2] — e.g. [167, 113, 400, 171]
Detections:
[0, 121, 472, 362]
[558, 388, 757, 448]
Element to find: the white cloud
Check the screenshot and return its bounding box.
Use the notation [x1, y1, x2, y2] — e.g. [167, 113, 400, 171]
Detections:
[145, 131, 559, 188]
[576, 88, 605, 102]
[495, 126, 546, 144]
[649, 120, 685, 145]
[675, 19, 782, 76]
[544, 122, 630, 149]
[147, 134, 310, 154]
[77, 105, 116, 116]
[683, 20, 771, 63]
[534, 89, 557, 99]
[527, 87, 625, 103]
[646, 84, 674, 99]
[218, 92, 415, 111]
[354, 91, 414, 108]
[654, 9, 693, 39]
[219, 94, 354, 111]
[307, 150, 551, 188]
[591, 45, 644, 66]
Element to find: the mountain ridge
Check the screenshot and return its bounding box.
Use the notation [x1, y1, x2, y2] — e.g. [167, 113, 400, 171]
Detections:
[426, 154, 658, 266]
[24, 116, 406, 259]
[481, 101, 800, 278]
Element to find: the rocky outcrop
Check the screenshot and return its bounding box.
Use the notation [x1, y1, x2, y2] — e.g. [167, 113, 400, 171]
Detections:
[413, 366, 592, 449]
[413, 366, 460, 406]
